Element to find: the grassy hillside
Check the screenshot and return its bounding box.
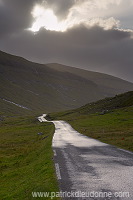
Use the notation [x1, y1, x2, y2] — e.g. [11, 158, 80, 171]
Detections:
[0, 115, 59, 200]
[47, 91, 133, 151]
[72, 90, 133, 114]
[47, 63, 133, 97]
[1, 50, 133, 116]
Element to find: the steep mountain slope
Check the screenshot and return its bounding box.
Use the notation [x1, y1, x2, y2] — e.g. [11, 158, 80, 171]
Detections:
[0, 50, 133, 115]
[47, 63, 133, 96]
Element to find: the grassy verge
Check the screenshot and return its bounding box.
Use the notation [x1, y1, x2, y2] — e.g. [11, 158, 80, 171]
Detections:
[0, 116, 59, 200]
[48, 106, 133, 152]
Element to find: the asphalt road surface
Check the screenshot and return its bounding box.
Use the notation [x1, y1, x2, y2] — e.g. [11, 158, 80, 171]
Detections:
[39, 115, 133, 200]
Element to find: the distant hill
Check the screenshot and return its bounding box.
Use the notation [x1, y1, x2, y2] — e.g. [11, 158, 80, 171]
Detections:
[46, 63, 133, 97]
[0, 50, 133, 116]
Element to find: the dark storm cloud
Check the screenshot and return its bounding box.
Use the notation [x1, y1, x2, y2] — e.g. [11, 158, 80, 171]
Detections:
[0, 0, 133, 82]
[0, 0, 79, 37]
[0, 0, 37, 37]
[1, 25, 133, 82]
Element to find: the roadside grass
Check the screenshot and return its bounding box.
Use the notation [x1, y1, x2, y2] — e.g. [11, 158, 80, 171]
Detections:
[0, 116, 59, 200]
[48, 106, 133, 152]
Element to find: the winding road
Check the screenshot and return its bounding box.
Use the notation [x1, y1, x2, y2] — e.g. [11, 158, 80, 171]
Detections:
[38, 114, 133, 200]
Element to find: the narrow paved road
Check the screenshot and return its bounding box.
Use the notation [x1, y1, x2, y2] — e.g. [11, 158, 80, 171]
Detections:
[39, 115, 133, 200]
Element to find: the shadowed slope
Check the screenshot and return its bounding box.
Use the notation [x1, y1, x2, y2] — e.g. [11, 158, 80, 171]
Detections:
[0, 50, 133, 116]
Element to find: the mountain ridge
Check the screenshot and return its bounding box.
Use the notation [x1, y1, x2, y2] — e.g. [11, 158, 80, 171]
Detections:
[47, 62, 133, 83]
[0, 50, 133, 116]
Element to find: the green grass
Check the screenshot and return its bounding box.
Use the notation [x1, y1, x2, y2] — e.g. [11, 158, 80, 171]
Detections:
[69, 108, 133, 151]
[0, 116, 59, 200]
[48, 92, 133, 152]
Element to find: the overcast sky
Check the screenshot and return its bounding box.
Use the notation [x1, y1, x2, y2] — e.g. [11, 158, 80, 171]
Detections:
[0, 0, 133, 82]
